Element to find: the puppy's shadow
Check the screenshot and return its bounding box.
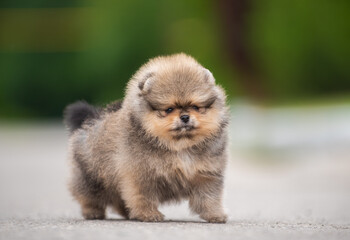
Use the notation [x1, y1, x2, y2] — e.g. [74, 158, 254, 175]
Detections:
[104, 218, 206, 224]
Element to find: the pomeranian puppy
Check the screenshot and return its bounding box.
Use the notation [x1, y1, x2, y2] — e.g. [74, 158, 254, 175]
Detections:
[64, 53, 229, 223]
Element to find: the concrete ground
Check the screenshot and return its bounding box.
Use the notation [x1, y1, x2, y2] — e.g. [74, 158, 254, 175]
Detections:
[1, 104, 350, 239]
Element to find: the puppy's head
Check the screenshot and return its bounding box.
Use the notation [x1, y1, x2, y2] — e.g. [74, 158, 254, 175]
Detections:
[128, 54, 228, 151]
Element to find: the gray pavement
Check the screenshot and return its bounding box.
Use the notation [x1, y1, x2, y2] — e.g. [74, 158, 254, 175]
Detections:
[1, 103, 350, 239]
[1, 218, 348, 240]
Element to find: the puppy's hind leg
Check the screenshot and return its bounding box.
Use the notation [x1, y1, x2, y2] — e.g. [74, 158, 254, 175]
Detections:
[70, 167, 107, 220]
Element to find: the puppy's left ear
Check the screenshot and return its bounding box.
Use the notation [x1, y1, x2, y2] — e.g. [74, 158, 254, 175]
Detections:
[138, 72, 155, 94]
[203, 68, 215, 85]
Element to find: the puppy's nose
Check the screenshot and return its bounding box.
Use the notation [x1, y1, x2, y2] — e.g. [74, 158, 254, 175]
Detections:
[180, 115, 190, 123]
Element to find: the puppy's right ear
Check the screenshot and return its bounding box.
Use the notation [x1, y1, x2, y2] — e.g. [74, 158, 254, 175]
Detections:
[203, 68, 215, 85]
[138, 72, 155, 94]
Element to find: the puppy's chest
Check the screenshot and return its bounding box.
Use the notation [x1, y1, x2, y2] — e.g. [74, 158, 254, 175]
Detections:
[175, 152, 198, 178]
[157, 151, 207, 180]
[148, 152, 199, 200]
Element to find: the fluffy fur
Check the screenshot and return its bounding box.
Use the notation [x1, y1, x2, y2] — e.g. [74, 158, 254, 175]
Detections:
[64, 53, 229, 223]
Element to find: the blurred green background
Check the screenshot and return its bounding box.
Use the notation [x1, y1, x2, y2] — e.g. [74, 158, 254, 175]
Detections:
[0, 0, 349, 119]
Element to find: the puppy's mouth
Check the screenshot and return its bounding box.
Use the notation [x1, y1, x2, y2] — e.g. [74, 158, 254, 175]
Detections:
[170, 125, 197, 141]
[171, 125, 196, 132]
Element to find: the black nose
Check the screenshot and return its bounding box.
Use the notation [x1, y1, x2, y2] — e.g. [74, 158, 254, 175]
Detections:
[180, 115, 190, 123]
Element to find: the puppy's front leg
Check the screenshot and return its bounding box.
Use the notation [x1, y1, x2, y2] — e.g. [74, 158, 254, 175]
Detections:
[189, 174, 227, 223]
[120, 174, 164, 222]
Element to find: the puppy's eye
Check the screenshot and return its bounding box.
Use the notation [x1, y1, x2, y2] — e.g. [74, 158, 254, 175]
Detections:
[165, 108, 174, 114]
[192, 105, 199, 111]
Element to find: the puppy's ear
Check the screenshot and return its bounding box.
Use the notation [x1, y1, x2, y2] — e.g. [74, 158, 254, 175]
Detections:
[203, 68, 215, 85]
[138, 72, 155, 94]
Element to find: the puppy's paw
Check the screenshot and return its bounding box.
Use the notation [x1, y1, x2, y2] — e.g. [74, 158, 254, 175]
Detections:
[130, 210, 164, 222]
[82, 209, 105, 220]
[201, 213, 227, 223]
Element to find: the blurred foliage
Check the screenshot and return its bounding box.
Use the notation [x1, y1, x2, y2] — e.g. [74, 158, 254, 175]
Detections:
[250, 0, 350, 100]
[0, 0, 87, 8]
[0, 0, 349, 118]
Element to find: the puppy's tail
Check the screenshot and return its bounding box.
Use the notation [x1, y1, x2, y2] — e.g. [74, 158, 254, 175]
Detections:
[63, 101, 100, 133]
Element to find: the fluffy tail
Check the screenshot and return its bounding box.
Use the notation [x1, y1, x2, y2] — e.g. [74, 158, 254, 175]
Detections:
[63, 101, 100, 133]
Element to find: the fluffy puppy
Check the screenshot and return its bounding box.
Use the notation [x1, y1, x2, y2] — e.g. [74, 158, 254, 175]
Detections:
[64, 53, 229, 223]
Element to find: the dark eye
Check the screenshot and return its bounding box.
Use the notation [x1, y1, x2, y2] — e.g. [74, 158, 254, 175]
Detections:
[165, 108, 174, 114]
[192, 105, 199, 111]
